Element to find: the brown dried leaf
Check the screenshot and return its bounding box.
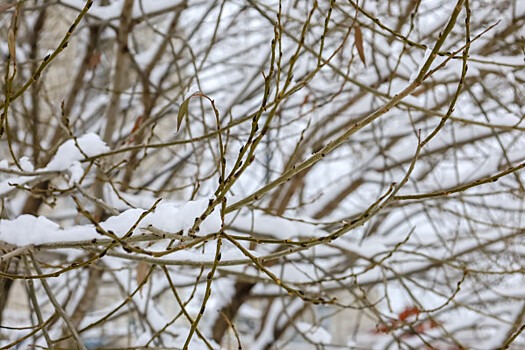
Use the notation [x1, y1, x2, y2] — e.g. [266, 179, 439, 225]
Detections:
[354, 25, 366, 66]
[87, 51, 102, 70]
[177, 98, 190, 132]
[177, 91, 204, 132]
[136, 261, 150, 295]
[127, 115, 143, 144]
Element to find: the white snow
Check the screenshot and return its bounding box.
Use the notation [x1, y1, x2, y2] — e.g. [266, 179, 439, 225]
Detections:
[19, 157, 34, 172]
[45, 133, 109, 171]
[0, 134, 107, 195]
[0, 215, 88, 246]
[0, 199, 221, 246]
[67, 161, 84, 184]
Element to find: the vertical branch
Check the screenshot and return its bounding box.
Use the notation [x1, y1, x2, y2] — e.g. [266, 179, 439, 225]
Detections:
[93, 0, 134, 219]
[28, 7, 47, 164]
[0, 241, 18, 326]
[101, 0, 134, 146]
[30, 252, 87, 350]
[22, 255, 54, 349]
